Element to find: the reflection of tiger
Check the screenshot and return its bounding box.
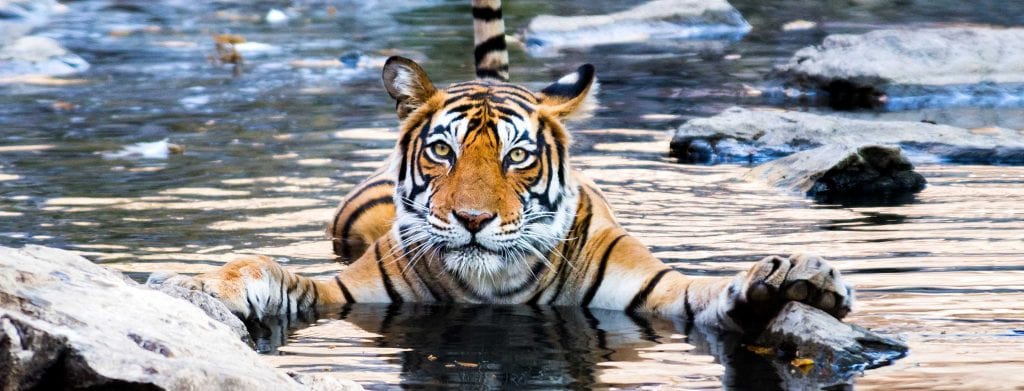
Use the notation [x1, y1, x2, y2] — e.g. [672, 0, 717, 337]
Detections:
[163, 0, 853, 333]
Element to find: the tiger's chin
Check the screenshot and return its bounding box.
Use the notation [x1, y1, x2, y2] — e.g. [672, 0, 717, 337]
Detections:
[439, 242, 545, 298]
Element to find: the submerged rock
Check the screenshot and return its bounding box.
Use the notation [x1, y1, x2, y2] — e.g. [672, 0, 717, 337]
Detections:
[772, 28, 1024, 109]
[0, 35, 89, 77]
[755, 302, 907, 382]
[745, 144, 926, 202]
[670, 107, 1024, 165]
[525, 0, 750, 56]
[0, 245, 314, 390]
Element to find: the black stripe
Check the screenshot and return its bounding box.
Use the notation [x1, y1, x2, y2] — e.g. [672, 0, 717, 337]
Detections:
[334, 275, 356, 303]
[330, 178, 393, 237]
[684, 283, 694, 321]
[280, 277, 288, 314]
[474, 34, 507, 65]
[626, 269, 673, 314]
[472, 6, 502, 21]
[310, 282, 320, 308]
[336, 196, 394, 259]
[246, 295, 258, 319]
[581, 234, 626, 307]
[374, 242, 404, 303]
[411, 259, 444, 301]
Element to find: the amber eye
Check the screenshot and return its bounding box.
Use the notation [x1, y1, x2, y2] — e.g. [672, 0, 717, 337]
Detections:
[507, 148, 529, 164]
[430, 142, 452, 159]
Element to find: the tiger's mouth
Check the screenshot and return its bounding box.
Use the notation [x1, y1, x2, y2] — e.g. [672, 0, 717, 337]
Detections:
[449, 241, 501, 256]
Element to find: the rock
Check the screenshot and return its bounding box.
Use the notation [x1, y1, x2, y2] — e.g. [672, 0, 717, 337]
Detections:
[0, 245, 306, 390]
[525, 0, 750, 56]
[745, 144, 926, 202]
[146, 273, 251, 343]
[755, 302, 908, 375]
[772, 28, 1024, 109]
[0, 35, 90, 77]
[670, 107, 1024, 165]
[0, 0, 59, 45]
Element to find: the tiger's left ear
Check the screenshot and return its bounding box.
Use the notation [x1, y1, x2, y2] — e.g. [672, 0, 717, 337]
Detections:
[382, 56, 438, 120]
[538, 64, 599, 121]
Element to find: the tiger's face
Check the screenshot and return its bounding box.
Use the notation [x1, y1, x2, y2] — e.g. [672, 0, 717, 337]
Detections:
[381, 57, 597, 284]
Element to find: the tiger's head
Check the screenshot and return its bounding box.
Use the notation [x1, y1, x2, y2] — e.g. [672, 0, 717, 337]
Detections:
[381, 56, 597, 285]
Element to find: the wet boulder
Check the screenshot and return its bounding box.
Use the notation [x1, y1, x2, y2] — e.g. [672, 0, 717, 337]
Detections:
[0, 35, 90, 77]
[771, 28, 1024, 109]
[525, 0, 750, 56]
[0, 245, 311, 390]
[670, 107, 1024, 165]
[745, 144, 926, 203]
[755, 302, 908, 381]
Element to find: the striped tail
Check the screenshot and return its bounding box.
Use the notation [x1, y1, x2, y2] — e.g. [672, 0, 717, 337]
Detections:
[472, 0, 509, 81]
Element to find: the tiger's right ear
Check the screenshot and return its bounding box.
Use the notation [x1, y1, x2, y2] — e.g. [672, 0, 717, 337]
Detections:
[382, 56, 437, 120]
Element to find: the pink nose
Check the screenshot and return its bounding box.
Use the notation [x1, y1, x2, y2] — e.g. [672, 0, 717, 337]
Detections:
[454, 210, 495, 233]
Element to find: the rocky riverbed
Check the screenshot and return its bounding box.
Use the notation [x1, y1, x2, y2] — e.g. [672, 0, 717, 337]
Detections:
[3, 0, 1024, 389]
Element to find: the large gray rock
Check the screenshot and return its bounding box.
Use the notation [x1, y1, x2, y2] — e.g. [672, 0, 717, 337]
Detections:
[745, 144, 926, 202]
[0, 245, 307, 390]
[525, 0, 750, 56]
[756, 302, 907, 376]
[0, 35, 90, 77]
[772, 28, 1024, 108]
[671, 107, 1024, 165]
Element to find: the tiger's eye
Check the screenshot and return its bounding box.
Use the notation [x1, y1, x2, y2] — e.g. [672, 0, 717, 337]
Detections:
[508, 148, 528, 163]
[431, 142, 452, 158]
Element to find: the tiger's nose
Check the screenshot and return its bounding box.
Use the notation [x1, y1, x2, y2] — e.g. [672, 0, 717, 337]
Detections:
[454, 210, 495, 233]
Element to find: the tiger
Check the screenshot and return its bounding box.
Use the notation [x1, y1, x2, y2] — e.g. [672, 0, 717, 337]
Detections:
[160, 0, 853, 334]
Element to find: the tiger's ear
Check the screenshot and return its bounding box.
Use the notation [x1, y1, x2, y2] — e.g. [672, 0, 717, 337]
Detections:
[382, 56, 438, 120]
[538, 64, 599, 121]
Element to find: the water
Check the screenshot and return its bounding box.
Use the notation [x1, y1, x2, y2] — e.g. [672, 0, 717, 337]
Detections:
[2, 0, 1024, 389]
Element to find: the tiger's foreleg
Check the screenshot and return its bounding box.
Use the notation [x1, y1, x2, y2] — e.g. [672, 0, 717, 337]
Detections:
[158, 255, 352, 319]
[632, 254, 855, 333]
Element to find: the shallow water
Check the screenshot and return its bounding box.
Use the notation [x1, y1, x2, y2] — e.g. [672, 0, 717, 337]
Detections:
[2, 0, 1024, 389]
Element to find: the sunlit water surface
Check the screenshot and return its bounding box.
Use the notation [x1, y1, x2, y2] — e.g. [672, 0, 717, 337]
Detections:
[2, 0, 1024, 389]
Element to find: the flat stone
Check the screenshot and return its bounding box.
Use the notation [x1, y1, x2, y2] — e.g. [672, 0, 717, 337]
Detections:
[525, 0, 750, 56]
[670, 107, 1024, 165]
[772, 28, 1024, 108]
[0, 245, 309, 390]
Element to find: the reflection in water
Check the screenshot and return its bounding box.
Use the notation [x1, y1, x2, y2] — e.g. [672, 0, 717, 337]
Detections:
[255, 304, 883, 390]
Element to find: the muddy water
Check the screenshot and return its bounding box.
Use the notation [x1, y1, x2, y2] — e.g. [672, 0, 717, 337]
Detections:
[2, 0, 1024, 389]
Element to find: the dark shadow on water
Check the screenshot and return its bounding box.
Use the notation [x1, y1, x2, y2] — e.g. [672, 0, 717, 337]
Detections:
[247, 304, 889, 390]
[812, 192, 920, 208]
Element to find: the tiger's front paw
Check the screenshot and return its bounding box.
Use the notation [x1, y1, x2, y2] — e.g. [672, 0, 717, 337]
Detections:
[727, 254, 854, 332]
[148, 256, 278, 319]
